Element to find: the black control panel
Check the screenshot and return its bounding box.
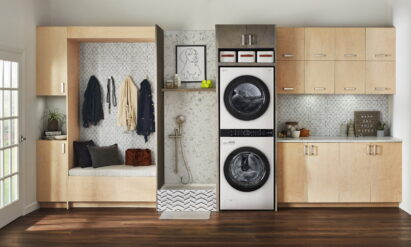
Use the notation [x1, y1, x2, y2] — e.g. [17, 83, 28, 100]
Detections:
[220, 129, 274, 137]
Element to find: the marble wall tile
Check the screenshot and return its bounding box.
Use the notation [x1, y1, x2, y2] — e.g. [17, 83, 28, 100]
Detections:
[79, 43, 157, 163]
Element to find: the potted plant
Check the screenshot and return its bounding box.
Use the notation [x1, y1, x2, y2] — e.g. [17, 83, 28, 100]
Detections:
[45, 109, 65, 131]
[377, 122, 385, 137]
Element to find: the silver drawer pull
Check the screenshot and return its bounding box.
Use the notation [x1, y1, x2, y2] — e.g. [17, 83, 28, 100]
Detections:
[241, 34, 246, 46]
[314, 87, 326, 90]
[375, 54, 392, 57]
[304, 145, 309, 155]
[344, 54, 358, 57]
[60, 82, 65, 94]
[344, 87, 357, 90]
[375, 87, 390, 91]
[61, 143, 66, 154]
[283, 87, 295, 91]
[314, 53, 327, 57]
[282, 53, 295, 58]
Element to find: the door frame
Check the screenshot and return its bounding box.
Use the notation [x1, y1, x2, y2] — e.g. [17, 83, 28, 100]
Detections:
[0, 47, 26, 229]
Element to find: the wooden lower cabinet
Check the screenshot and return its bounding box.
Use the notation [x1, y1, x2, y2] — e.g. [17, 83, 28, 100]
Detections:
[37, 140, 68, 202]
[277, 142, 402, 204]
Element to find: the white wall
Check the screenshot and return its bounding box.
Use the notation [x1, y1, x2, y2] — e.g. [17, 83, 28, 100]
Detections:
[392, 0, 411, 214]
[0, 0, 50, 214]
[49, 0, 393, 29]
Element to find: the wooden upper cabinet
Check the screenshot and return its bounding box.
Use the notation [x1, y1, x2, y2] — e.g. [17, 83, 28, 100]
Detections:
[366, 62, 396, 94]
[277, 61, 305, 94]
[246, 25, 275, 48]
[335, 28, 365, 60]
[305, 143, 339, 202]
[370, 143, 402, 202]
[216, 25, 247, 49]
[276, 27, 305, 60]
[37, 27, 68, 96]
[277, 143, 307, 203]
[37, 140, 68, 202]
[305, 28, 335, 60]
[366, 28, 396, 61]
[335, 61, 365, 94]
[305, 61, 334, 94]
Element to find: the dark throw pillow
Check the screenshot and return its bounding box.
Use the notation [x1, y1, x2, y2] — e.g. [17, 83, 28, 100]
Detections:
[73, 140, 95, 168]
[88, 144, 121, 168]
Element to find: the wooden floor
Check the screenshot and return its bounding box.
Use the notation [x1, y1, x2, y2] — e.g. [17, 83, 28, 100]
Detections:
[1, 208, 411, 246]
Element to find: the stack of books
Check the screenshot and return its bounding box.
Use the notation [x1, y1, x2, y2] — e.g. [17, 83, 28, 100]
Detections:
[43, 131, 67, 140]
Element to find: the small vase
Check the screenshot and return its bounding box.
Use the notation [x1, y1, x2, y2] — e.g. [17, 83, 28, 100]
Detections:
[377, 130, 385, 137]
[47, 119, 59, 131]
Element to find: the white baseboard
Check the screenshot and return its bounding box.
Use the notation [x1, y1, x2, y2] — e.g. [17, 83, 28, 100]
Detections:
[23, 201, 39, 215]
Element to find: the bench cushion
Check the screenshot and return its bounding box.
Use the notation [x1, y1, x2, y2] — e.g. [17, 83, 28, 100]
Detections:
[69, 165, 156, 177]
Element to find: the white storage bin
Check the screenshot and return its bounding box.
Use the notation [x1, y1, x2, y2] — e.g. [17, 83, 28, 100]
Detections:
[238, 51, 256, 63]
[220, 51, 236, 63]
[257, 51, 274, 63]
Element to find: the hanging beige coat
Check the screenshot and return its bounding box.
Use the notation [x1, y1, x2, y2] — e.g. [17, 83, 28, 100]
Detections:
[117, 76, 138, 131]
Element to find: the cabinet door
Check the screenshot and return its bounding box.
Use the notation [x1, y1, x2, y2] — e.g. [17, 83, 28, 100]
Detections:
[335, 28, 365, 60]
[305, 61, 334, 94]
[277, 61, 305, 94]
[366, 28, 396, 61]
[305, 143, 339, 202]
[36, 27, 67, 95]
[276, 27, 305, 60]
[305, 28, 335, 60]
[37, 140, 68, 202]
[366, 62, 396, 94]
[216, 25, 247, 49]
[335, 61, 365, 94]
[277, 143, 307, 202]
[338, 143, 371, 202]
[246, 25, 275, 48]
[370, 143, 402, 202]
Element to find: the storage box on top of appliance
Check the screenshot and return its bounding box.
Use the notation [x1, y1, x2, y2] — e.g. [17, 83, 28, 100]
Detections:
[257, 51, 274, 63]
[219, 51, 236, 63]
[238, 51, 256, 63]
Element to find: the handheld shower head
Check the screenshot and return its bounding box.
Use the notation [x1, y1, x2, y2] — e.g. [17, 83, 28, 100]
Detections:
[176, 115, 185, 125]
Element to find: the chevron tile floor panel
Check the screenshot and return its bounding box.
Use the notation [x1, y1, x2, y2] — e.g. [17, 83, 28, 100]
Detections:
[157, 188, 217, 212]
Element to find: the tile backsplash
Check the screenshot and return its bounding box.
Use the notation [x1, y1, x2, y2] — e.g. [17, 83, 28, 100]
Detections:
[277, 95, 391, 136]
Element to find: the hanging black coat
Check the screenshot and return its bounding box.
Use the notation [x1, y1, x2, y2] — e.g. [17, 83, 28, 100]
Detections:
[137, 79, 155, 142]
[82, 75, 104, 128]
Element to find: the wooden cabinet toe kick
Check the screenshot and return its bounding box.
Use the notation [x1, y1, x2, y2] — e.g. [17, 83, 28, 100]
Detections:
[279, 203, 400, 208]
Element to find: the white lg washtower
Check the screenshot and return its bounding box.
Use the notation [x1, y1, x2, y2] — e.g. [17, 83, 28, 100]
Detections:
[219, 67, 275, 210]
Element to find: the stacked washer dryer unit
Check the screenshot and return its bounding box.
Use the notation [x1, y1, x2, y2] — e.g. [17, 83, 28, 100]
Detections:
[218, 27, 276, 210]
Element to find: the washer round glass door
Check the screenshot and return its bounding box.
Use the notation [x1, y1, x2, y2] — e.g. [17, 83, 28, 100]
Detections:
[224, 75, 270, 121]
[224, 147, 270, 192]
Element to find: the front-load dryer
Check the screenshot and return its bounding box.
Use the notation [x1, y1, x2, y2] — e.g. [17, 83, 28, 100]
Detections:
[219, 67, 274, 129]
[219, 129, 274, 210]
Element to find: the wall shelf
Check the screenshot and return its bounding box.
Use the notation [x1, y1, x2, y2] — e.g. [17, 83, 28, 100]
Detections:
[161, 88, 216, 92]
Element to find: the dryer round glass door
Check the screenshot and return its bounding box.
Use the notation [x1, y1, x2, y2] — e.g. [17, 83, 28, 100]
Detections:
[224, 75, 270, 121]
[224, 147, 270, 192]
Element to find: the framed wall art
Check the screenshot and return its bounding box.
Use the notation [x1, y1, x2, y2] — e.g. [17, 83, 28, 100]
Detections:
[176, 45, 206, 83]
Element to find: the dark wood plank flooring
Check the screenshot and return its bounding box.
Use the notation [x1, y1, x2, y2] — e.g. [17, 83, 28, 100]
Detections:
[1, 208, 411, 247]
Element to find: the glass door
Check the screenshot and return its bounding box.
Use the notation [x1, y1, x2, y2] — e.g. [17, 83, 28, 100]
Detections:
[0, 51, 22, 228]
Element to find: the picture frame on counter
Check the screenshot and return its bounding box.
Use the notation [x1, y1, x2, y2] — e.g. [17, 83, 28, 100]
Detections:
[176, 45, 206, 83]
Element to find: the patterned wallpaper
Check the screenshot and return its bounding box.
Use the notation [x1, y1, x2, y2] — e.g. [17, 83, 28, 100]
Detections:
[277, 94, 391, 136]
[79, 43, 157, 164]
[164, 31, 218, 185]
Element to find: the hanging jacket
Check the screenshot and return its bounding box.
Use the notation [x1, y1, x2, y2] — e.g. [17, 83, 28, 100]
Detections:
[117, 76, 138, 131]
[137, 79, 155, 142]
[82, 75, 104, 128]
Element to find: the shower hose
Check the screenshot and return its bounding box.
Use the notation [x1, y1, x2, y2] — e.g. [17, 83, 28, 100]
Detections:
[179, 137, 193, 185]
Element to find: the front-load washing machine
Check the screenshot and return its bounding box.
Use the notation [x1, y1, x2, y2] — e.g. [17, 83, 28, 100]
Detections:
[219, 129, 274, 210]
[219, 67, 274, 129]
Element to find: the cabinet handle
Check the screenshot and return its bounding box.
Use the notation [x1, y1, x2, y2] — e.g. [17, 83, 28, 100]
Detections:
[344, 87, 357, 91]
[344, 54, 358, 57]
[304, 145, 308, 155]
[314, 53, 327, 57]
[314, 87, 326, 91]
[368, 145, 373, 155]
[60, 82, 65, 94]
[283, 87, 295, 91]
[374, 145, 378, 156]
[248, 34, 253, 46]
[374, 87, 390, 91]
[375, 54, 392, 58]
[241, 34, 246, 46]
[61, 142, 66, 154]
[282, 53, 295, 58]
[310, 145, 316, 156]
